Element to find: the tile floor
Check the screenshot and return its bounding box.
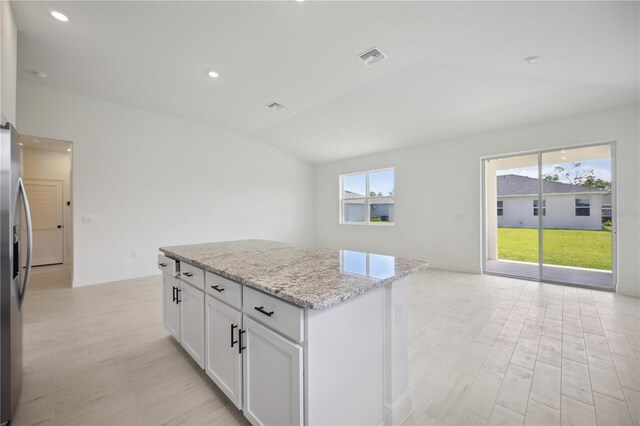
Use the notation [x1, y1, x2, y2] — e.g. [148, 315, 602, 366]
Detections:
[13, 267, 640, 425]
[404, 270, 639, 426]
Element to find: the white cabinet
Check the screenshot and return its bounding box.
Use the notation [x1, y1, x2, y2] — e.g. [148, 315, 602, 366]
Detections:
[162, 274, 181, 342]
[242, 316, 303, 426]
[205, 295, 242, 409]
[180, 281, 205, 368]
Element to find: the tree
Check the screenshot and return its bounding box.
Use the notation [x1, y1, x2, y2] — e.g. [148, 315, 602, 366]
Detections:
[543, 162, 610, 191]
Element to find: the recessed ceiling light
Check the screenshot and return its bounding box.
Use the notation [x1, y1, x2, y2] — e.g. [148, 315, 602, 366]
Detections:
[523, 56, 540, 64]
[296, 0, 305, 2]
[51, 11, 69, 22]
[208, 71, 219, 78]
[560, 156, 567, 160]
[32, 71, 47, 79]
[19, 143, 24, 146]
[67, 148, 72, 152]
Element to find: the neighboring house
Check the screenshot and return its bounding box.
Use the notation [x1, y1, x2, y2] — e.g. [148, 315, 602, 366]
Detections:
[343, 191, 395, 222]
[497, 174, 608, 230]
[602, 194, 612, 222]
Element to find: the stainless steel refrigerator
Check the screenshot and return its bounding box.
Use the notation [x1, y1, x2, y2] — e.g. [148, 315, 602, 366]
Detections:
[0, 122, 32, 425]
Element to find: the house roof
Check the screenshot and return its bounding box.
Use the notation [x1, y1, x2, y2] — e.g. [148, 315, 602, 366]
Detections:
[497, 174, 608, 197]
[343, 191, 395, 205]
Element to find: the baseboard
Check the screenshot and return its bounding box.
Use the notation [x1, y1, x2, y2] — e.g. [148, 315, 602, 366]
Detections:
[73, 270, 161, 287]
[384, 390, 412, 426]
[425, 260, 480, 274]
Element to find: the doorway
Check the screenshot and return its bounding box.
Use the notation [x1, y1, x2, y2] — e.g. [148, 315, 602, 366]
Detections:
[20, 136, 73, 281]
[24, 179, 64, 265]
[483, 143, 615, 290]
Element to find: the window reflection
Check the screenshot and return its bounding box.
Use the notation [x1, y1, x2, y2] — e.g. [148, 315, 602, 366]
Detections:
[341, 250, 395, 279]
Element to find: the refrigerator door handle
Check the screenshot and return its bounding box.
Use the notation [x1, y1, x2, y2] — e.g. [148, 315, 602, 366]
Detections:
[17, 177, 33, 310]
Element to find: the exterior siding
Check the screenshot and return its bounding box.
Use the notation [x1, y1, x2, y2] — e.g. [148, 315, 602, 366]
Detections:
[498, 194, 603, 230]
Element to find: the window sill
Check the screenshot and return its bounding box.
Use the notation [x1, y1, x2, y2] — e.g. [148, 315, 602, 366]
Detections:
[340, 222, 395, 226]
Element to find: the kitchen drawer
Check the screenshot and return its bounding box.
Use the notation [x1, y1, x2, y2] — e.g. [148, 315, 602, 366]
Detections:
[158, 254, 178, 277]
[206, 271, 242, 310]
[243, 286, 304, 343]
[180, 262, 205, 291]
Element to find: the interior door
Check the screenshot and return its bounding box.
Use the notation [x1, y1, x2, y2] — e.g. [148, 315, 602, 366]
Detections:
[24, 179, 63, 266]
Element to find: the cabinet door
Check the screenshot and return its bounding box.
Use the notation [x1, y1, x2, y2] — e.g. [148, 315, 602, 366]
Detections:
[205, 296, 242, 408]
[243, 316, 303, 426]
[179, 281, 205, 368]
[163, 274, 180, 342]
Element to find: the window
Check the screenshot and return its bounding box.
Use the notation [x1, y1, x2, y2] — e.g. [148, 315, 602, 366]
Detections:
[497, 200, 503, 216]
[533, 199, 546, 216]
[340, 168, 394, 224]
[576, 198, 591, 216]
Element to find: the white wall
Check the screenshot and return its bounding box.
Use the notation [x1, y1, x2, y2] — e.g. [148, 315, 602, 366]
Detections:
[498, 194, 603, 230]
[0, 0, 17, 124]
[17, 80, 315, 287]
[315, 104, 640, 297]
[21, 147, 73, 265]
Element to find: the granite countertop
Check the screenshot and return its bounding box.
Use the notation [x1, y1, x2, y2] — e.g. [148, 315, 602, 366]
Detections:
[159, 239, 427, 309]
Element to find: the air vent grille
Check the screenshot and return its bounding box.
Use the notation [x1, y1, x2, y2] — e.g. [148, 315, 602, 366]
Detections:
[267, 102, 285, 111]
[359, 47, 387, 66]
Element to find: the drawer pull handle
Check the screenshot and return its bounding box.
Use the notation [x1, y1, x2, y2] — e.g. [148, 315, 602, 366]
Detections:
[183, 272, 194, 277]
[176, 289, 182, 304]
[231, 324, 238, 347]
[239, 329, 246, 354]
[172, 286, 177, 302]
[255, 306, 274, 317]
[158, 262, 167, 267]
[211, 285, 225, 293]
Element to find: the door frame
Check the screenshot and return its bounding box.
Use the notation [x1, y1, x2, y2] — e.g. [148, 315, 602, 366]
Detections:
[23, 177, 67, 266]
[481, 140, 617, 291]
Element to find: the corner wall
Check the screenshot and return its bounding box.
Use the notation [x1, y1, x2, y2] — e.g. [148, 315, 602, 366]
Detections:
[314, 104, 640, 297]
[17, 80, 315, 287]
[0, 0, 17, 125]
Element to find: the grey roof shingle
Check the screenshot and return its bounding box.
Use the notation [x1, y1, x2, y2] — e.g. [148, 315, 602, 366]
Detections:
[497, 174, 608, 196]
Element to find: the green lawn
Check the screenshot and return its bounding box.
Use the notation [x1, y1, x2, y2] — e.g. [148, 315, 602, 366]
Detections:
[497, 228, 612, 271]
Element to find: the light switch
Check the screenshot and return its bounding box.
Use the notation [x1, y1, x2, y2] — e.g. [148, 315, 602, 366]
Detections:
[82, 215, 94, 223]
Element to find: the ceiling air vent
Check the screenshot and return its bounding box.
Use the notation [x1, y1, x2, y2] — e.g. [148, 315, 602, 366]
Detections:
[359, 47, 387, 66]
[267, 102, 285, 111]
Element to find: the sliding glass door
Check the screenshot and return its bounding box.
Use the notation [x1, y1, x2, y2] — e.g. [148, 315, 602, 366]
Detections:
[484, 153, 540, 280]
[484, 143, 614, 290]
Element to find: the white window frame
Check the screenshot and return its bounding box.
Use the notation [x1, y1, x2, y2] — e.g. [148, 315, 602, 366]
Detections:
[339, 167, 395, 226]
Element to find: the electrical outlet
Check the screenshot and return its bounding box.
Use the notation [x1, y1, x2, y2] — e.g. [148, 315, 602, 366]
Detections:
[81, 215, 94, 223]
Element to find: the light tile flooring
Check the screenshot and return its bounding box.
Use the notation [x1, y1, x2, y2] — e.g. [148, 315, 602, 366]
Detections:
[14, 267, 640, 425]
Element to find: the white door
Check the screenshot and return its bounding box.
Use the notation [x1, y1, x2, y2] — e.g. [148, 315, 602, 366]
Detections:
[163, 274, 181, 342]
[243, 316, 303, 426]
[205, 295, 242, 408]
[180, 281, 205, 368]
[24, 179, 64, 266]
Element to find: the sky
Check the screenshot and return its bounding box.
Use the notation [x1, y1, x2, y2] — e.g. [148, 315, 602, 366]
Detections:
[343, 169, 395, 196]
[497, 159, 612, 182]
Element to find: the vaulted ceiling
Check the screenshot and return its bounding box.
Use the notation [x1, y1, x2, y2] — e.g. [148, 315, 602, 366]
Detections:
[13, 1, 639, 163]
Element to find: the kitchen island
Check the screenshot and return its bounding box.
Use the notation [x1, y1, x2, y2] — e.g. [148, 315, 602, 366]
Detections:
[158, 240, 427, 426]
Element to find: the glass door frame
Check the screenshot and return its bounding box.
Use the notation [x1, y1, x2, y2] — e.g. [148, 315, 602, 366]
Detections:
[481, 140, 617, 291]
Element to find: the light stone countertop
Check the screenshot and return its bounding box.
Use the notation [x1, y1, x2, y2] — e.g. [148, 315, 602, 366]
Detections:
[159, 239, 427, 309]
